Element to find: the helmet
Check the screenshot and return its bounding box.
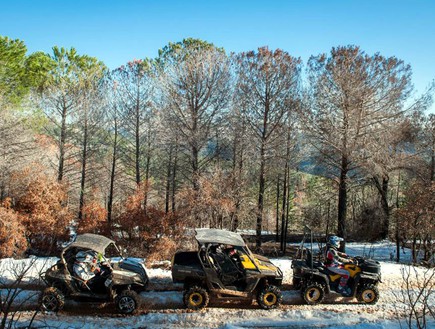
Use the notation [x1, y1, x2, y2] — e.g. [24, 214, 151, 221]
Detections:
[76, 251, 94, 263]
[328, 236, 344, 248]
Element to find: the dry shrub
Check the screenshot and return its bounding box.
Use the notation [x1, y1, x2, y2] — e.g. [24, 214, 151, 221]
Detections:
[146, 236, 178, 264]
[11, 167, 73, 254]
[112, 183, 187, 258]
[177, 169, 237, 229]
[0, 201, 28, 258]
[76, 200, 109, 235]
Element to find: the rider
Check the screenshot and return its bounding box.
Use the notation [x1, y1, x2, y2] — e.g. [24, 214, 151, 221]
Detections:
[74, 250, 105, 292]
[325, 236, 354, 296]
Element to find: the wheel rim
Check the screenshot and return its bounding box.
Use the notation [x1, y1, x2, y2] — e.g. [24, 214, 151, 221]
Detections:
[189, 292, 203, 307]
[361, 289, 376, 303]
[263, 292, 277, 306]
[118, 296, 135, 313]
[42, 294, 59, 311]
[305, 287, 321, 302]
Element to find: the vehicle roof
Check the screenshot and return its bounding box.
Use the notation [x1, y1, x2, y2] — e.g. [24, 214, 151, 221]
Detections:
[65, 233, 115, 254]
[195, 229, 246, 247]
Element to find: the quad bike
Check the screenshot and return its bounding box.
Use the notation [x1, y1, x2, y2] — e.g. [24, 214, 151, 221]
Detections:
[172, 228, 283, 310]
[292, 226, 382, 305]
[40, 233, 149, 314]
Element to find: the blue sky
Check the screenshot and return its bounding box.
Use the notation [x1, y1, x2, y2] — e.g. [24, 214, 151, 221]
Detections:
[1, 0, 434, 112]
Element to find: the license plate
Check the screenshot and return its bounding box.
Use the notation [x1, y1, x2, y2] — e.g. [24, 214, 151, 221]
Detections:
[104, 279, 112, 287]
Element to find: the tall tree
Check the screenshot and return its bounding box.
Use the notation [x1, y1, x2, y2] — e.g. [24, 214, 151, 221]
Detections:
[112, 59, 155, 189]
[158, 38, 232, 193]
[41, 47, 102, 182]
[0, 37, 53, 201]
[75, 61, 107, 221]
[235, 47, 301, 247]
[305, 46, 412, 246]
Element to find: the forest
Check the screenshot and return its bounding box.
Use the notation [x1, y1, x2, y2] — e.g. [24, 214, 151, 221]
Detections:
[0, 36, 434, 264]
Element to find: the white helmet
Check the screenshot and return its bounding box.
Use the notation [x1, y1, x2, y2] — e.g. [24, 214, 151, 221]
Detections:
[76, 251, 94, 263]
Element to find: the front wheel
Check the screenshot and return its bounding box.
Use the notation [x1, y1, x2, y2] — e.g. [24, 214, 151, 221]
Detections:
[115, 290, 140, 314]
[302, 282, 325, 305]
[257, 285, 283, 310]
[183, 286, 209, 310]
[357, 284, 379, 304]
[40, 287, 65, 312]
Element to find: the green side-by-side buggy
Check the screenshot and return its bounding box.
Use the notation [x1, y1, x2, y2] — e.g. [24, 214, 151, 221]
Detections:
[40, 228, 381, 314]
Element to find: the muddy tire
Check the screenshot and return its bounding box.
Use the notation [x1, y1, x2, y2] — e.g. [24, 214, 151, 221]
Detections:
[115, 290, 140, 314]
[302, 282, 325, 305]
[183, 286, 209, 310]
[257, 285, 282, 310]
[40, 287, 65, 312]
[357, 284, 379, 304]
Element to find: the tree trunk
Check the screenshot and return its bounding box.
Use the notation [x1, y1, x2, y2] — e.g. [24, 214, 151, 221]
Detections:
[107, 116, 118, 223]
[256, 91, 270, 248]
[143, 128, 152, 216]
[275, 178, 280, 243]
[395, 171, 401, 263]
[280, 170, 288, 252]
[58, 101, 67, 182]
[135, 100, 141, 185]
[165, 145, 172, 214]
[192, 145, 199, 190]
[283, 166, 291, 254]
[337, 155, 348, 251]
[78, 115, 88, 221]
[373, 175, 390, 239]
[256, 141, 266, 248]
[171, 142, 178, 213]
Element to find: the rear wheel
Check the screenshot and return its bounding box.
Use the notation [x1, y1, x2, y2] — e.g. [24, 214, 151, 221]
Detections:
[40, 287, 65, 312]
[183, 286, 209, 310]
[302, 282, 325, 305]
[257, 285, 282, 310]
[115, 290, 140, 314]
[357, 284, 379, 304]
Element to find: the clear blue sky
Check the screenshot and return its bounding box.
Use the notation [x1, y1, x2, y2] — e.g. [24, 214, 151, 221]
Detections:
[1, 0, 434, 112]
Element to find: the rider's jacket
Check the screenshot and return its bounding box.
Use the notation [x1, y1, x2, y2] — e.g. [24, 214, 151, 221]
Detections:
[325, 246, 349, 267]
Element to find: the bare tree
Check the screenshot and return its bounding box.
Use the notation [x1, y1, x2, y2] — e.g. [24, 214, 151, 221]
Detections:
[74, 62, 107, 221]
[158, 39, 232, 194]
[113, 60, 155, 185]
[305, 46, 412, 247]
[40, 47, 100, 183]
[235, 47, 301, 247]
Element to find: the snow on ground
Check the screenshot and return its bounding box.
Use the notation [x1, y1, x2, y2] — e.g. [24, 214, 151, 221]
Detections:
[1, 242, 434, 328]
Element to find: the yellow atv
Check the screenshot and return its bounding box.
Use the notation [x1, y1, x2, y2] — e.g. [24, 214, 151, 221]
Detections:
[292, 227, 381, 304]
[172, 229, 283, 310]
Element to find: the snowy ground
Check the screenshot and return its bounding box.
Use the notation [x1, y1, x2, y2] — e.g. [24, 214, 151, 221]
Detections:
[1, 241, 433, 328]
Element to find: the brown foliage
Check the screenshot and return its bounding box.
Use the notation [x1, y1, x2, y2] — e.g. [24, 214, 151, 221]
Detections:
[146, 236, 178, 263]
[112, 183, 186, 258]
[0, 201, 28, 258]
[11, 167, 73, 253]
[177, 170, 237, 229]
[76, 200, 108, 235]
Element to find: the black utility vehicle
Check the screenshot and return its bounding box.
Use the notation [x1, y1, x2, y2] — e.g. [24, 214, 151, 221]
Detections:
[40, 233, 149, 314]
[292, 226, 382, 305]
[172, 229, 283, 310]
